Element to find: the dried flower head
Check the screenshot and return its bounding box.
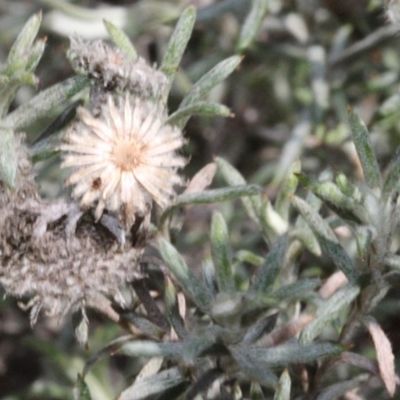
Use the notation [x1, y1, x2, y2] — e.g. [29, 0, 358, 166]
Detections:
[0, 135, 143, 324]
[61, 95, 186, 228]
[68, 37, 168, 98]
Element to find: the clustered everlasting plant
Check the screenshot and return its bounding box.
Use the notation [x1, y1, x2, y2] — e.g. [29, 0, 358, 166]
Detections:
[3, 0, 400, 399]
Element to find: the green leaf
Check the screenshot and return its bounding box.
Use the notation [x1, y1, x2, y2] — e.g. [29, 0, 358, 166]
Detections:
[210, 212, 235, 294]
[4, 76, 88, 130]
[233, 250, 264, 267]
[296, 173, 365, 223]
[243, 312, 279, 343]
[300, 284, 360, 345]
[158, 238, 212, 313]
[74, 374, 92, 400]
[161, 6, 196, 89]
[182, 331, 216, 363]
[236, 0, 268, 52]
[216, 157, 262, 226]
[272, 278, 321, 300]
[104, 19, 137, 60]
[250, 382, 265, 400]
[318, 236, 359, 282]
[178, 56, 242, 126]
[291, 196, 358, 281]
[252, 235, 288, 293]
[275, 160, 301, 221]
[7, 12, 42, 69]
[117, 367, 187, 400]
[382, 146, 400, 204]
[348, 108, 381, 190]
[160, 184, 263, 229]
[0, 126, 17, 188]
[290, 227, 322, 256]
[25, 37, 46, 72]
[229, 345, 278, 388]
[354, 225, 374, 258]
[167, 101, 232, 129]
[274, 369, 291, 400]
[232, 342, 345, 368]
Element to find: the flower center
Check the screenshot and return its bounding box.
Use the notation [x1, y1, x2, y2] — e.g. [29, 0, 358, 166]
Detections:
[112, 140, 142, 171]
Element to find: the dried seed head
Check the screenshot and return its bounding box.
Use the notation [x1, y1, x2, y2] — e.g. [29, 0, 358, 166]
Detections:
[68, 37, 168, 98]
[61, 94, 186, 228]
[0, 135, 143, 324]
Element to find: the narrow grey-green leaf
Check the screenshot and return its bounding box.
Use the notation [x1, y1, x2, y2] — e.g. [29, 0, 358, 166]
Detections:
[0, 127, 17, 188]
[300, 284, 360, 345]
[237, 0, 268, 52]
[250, 382, 265, 400]
[232, 342, 345, 368]
[243, 312, 279, 343]
[210, 212, 235, 294]
[348, 108, 381, 190]
[74, 374, 92, 400]
[160, 184, 263, 229]
[161, 6, 196, 85]
[25, 37, 46, 72]
[174, 184, 262, 207]
[167, 101, 232, 129]
[158, 238, 212, 313]
[4, 76, 88, 130]
[0, 81, 21, 118]
[382, 146, 400, 204]
[290, 227, 321, 256]
[297, 173, 365, 223]
[118, 367, 187, 400]
[180, 56, 242, 109]
[229, 345, 278, 388]
[120, 340, 182, 358]
[233, 250, 264, 267]
[7, 12, 42, 68]
[182, 331, 216, 363]
[292, 195, 357, 281]
[272, 278, 321, 300]
[252, 235, 288, 293]
[275, 160, 301, 221]
[354, 225, 374, 258]
[274, 369, 291, 400]
[318, 236, 358, 282]
[104, 19, 137, 60]
[216, 157, 262, 226]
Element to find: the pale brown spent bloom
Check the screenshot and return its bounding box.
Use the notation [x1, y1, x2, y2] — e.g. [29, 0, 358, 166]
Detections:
[0, 135, 143, 324]
[67, 37, 168, 98]
[61, 95, 186, 228]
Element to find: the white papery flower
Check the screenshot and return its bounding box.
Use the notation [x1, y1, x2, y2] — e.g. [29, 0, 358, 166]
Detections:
[61, 95, 186, 228]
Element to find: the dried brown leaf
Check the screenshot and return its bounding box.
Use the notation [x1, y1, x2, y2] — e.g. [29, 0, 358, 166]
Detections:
[184, 162, 217, 195]
[319, 270, 348, 299]
[258, 314, 313, 347]
[364, 316, 396, 397]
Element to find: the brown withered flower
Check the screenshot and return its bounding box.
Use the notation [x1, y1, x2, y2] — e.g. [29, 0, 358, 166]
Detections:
[67, 37, 168, 98]
[0, 135, 143, 324]
[60, 94, 186, 228]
